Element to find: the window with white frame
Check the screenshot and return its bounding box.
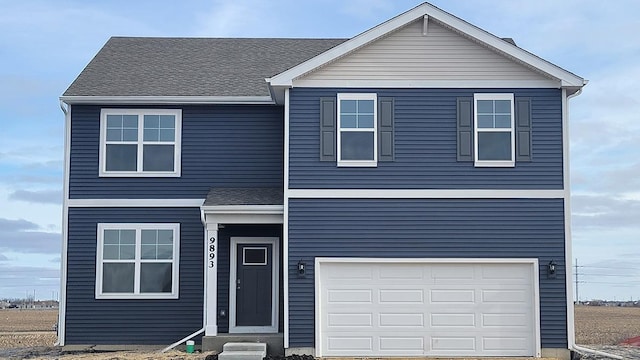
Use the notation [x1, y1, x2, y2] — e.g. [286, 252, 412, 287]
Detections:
[96, 223, 180, 299]
[474, 93, 515, 167]
[337, 93, 377, 166]
[100, 109, 182, 176]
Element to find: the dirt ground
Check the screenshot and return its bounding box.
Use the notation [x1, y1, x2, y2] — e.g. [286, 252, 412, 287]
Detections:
[575, 305, 640, 345]
[2, 306, 640, 359]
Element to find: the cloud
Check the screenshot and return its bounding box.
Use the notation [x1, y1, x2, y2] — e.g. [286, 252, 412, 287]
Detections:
[0, 217, 61, 254]
[0, 254, 9, 261]
[9, 190, 62, 205]
[572, 195, 640, 230]
[0, 263, 60, 299]
[0, 218, 39, 232]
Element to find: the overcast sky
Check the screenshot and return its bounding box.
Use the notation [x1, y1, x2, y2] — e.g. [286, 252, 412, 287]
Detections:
[0, 0, 638, 301]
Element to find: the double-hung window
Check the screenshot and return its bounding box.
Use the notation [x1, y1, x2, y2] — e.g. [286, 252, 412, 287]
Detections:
[474, 93, 515, 167]
[96, 223, 180, 299]
[100, 109, 182, 176]
[337, 93, 377, 167]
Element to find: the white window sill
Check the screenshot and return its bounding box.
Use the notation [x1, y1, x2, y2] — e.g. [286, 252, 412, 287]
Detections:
[337, 160, 378, 167]
[474, 160, 515, 168]
[99, 171, 181, 178]
[96, 293, 179, 300]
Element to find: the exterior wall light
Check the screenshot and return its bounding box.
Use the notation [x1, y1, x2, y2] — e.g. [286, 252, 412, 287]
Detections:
[297, 260, 306, 276]
[548, 260, 557, 278]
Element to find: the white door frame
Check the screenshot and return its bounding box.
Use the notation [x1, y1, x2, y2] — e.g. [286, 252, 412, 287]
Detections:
[230, 237, 279, 333]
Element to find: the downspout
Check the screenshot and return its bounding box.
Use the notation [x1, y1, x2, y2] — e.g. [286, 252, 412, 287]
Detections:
[55, 100, 71, 346]
[562, 87, 619, 359]
[160, 328, 205, 353]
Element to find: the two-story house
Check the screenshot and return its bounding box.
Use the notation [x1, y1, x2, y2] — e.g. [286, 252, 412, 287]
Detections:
[58, 3, 586, 359]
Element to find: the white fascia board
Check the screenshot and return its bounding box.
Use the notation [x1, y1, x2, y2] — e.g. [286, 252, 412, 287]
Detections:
[287, 189, 566, 199]
[60, 96, 275, 105]
[201, 205, 284, 215]
[268, 3, 585, 88]
[316, 257, 538, 265]
[68, 198, 204, 207]
[292, 79, 561, 89]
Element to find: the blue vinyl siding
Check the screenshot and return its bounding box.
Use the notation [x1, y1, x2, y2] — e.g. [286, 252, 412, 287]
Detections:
[65, 208, 203, 344]
[289, 88, 563, 189]
[69, 105, 283, 199]
[288, 198, 567, 348]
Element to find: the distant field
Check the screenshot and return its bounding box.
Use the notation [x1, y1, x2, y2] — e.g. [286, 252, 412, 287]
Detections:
[575, 305, 640, 344]
[1, 306, 640, 351]
[0, 309, 57, 349]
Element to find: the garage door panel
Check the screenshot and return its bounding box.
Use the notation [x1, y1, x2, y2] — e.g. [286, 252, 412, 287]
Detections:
[379, 313, 424, 327]
[430, 289, 475, 302]
[327, 289, 372, 303]
[430, 313, 475, 327]
[319, 261, 536, 357]
[379, 289, 424, 303]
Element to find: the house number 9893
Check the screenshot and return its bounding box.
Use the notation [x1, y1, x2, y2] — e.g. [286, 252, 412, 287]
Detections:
[209, 237, 216, 268]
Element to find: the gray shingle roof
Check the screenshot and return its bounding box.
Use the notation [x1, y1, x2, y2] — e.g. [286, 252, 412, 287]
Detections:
[204, 187, 283, 206]
[63, 37, 346, 97]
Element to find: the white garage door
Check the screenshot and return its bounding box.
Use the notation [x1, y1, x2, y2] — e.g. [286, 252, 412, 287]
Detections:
[317, 260, 538, 357]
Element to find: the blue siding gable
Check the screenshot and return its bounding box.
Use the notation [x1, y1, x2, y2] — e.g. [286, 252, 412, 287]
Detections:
[288, 198, 567, 349]
[69, 104, 283, 199]
[289, 88, 563, 189]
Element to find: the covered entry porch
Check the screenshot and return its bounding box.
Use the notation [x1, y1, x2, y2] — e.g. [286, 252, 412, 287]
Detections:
[200, 188, 284, 353]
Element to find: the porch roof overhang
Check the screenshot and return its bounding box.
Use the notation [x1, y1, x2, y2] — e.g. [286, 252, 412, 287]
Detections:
[200, 187, 284, 225]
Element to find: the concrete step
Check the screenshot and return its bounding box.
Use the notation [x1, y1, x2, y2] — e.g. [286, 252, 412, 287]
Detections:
[222, 342, 267, 352]
[218, 350, 266, 360]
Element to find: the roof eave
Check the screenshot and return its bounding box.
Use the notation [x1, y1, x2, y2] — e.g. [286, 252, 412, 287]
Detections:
[268, 2, 585, 89]
[60, 95, 275, 105]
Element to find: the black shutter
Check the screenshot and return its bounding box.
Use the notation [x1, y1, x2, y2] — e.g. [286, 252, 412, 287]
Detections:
[457, 97, 473, 162]
[378, 97, 394, 162]
[319, 97, 336, 161]
[515, 97, 532, 162]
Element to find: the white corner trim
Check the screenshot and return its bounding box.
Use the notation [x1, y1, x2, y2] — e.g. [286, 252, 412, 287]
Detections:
[60, 95, 275, 105]
[283, 88, 291, 349]
[268, 3, 584, 87]
[68, 199, 205, 207]
[287, 189, 566, 199]
[563, 88, 576, 348]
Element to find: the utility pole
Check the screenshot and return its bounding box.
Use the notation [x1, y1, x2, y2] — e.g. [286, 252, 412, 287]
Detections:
[574, 258, 579, 303]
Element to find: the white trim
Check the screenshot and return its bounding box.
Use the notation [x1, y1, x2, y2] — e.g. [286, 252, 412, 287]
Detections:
[422, 15, 429, 36]
[291, 79, 561, 89]
[57, 102, 71, 346]
[564, 88, 581, 349]
[229, 237, 279, 334]
[287, 189, 565, 199]
[283, 88, 290, 348]
[60, 95, 275, 105]
[201, 205, 284, 214]
[337, 93, 378, 167]
[68, 198, 204, 207]
[95, 223, 180, 300]
[99, 109, 182, 177]
[314, 257, 541, 358]
[268, 3, 584, 87]
[474, 93, 515, 167]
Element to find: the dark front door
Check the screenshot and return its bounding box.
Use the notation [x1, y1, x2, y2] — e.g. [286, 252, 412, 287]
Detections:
[236, 243, 273, 327]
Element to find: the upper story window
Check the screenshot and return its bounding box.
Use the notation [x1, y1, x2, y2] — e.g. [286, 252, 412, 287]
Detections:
[337, 93, 378, 167]
[474, 94, 515, 167]
[96, 223, 180, 299]
[100, 109, 182, 177]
